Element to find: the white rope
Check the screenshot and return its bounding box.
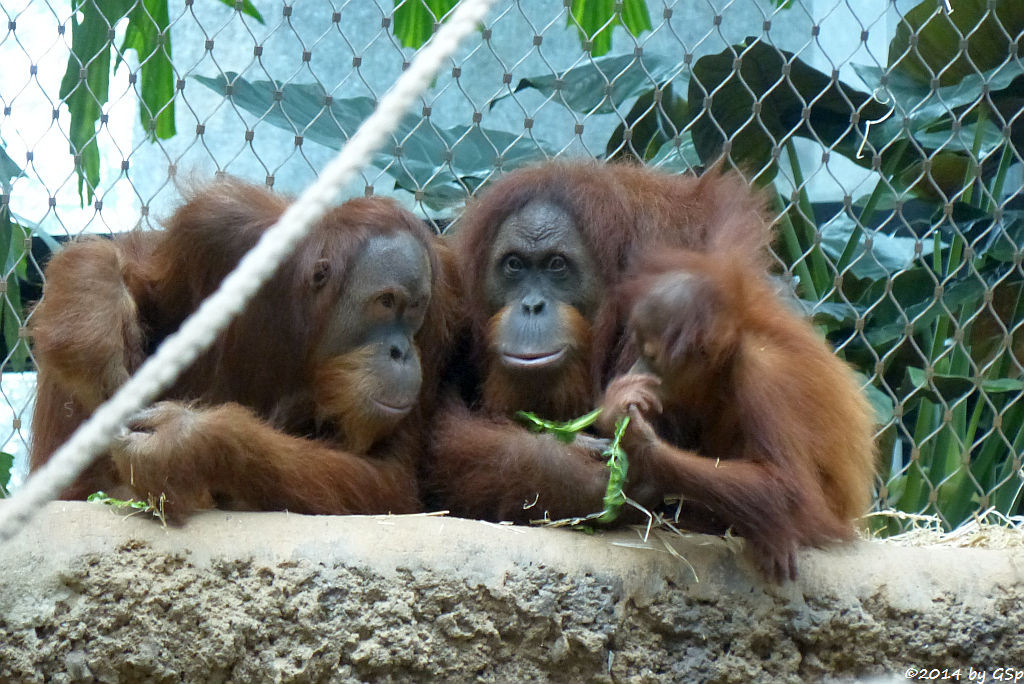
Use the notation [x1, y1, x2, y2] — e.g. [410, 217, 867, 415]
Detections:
[0, 0, 497, 543]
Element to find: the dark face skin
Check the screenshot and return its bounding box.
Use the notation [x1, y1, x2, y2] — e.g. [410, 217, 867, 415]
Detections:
[484, 200, 601, 372]
[318, 231, 432, 416]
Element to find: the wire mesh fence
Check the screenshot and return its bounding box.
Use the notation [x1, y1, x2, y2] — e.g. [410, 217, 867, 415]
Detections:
[1, 0, 1021, 532]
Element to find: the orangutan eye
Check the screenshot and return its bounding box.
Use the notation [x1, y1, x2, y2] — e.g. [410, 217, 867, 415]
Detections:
[379, 292, 396, 309]
[503, 255, 524, 276]
[548, 255, 567, 272]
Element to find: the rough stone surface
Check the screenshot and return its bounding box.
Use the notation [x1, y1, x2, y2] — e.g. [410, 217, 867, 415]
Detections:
[0, 502, 1021, 683]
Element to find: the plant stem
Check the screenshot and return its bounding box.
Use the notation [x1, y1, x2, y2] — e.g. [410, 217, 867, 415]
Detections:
[961, 102, 988, 208]
[772, 192, 819, 301]
[987, 142, 1013, 212]
[784, 139, 830, 293]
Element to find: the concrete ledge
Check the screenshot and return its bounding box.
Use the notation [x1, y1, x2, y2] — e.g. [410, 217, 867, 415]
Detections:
[1, 502, 1021, 682]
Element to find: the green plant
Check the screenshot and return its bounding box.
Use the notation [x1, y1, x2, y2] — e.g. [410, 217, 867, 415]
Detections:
[0, 144, 31, 374]
[75, 0, 1023, 530]
[516, 409, 631, 525]
[60, 0, 262, 204]
[0, 451, 12, 498]
[391, 0, 653, 56]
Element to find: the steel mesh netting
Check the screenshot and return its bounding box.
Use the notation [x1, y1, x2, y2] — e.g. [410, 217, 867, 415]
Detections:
[0, 0, 1021, 532]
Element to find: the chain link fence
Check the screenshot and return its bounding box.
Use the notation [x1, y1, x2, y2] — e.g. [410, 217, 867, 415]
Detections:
[1, 0, 1021, 532]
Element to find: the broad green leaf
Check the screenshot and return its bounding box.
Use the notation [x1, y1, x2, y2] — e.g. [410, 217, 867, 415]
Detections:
[0, 207, 28, 371]
[648, 132, 700, 172]
[865, 274, 985, 347]
[392, 0, 457, 49]
[620, 0, 652, 35]
[852, 62, 1024, 129]
[688, 39, 887, 179]
[0, 451, 13, 495]
[796, 298, 864, 327]
[605, 83, 689, 161]
[888, 0, 1024, 87]
[848, 61, 1024, 168]
[570, 0, 615, 57]
[217, 0, 264, 23]
[568, 0, 651, 57]
[852, 371, 895, 425]
[194, 74, 552, 207]
[121, 0, 176, 140]
[904, 368, 1020, 404]
[59, 0, 135, 203]
[498, 52, 679, 115]
[0, 144, 24, 192]
[981, 378, 1024, 393]
[820, 214, 938, 282]
[912, 119, 1005, 157]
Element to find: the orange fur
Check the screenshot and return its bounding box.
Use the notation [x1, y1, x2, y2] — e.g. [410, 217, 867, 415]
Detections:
[312, 347, 407, 454]
[481, 303, 595, 421]
[599, 249, 876, 581]
[428, 161, 774, 523]
[30, 178, 458, 517]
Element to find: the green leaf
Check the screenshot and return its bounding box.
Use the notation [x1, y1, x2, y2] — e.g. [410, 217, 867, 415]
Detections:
[0, 451, 12, 496]
[819, 214, 939, 283]
[853, 62, 1024, 131]
[194, 74, 552, 208]
[687, 38, 887, 179]
[216, 0, 264, 23]
[595, 415, 630, 524]
[87, 490, 152, 512]
[912, 118, 1005, 157]
[567, 0, 650, 57]
[905, 368, 1023, 403]
[0, 144, 24, 193]
[570, 0, 615, 57]
[620, 0, 652, 36]
[516, 408, 603, 443]
[498, 52, 679, 115]
[854, 372, 895, 425]
[796, 298, 864, 327]
[59, 0, 135, 204]
[981, 378, 1024, 393]
[0, 207, 29, 371]
[865, 274, 986, 347]
[392, 0, 457, 49]
[121, 0, 176, 140]
[605, 83, 689, 161]
[647, 132, 701, 172]
[888, 0, 1024, 87]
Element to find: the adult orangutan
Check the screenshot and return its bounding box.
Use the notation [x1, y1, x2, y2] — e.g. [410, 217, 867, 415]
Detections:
[427, 160, 772, 521]
[30, 178, 457, 519]
[427, 160, 875, 580]
[596, 248, 876, 581]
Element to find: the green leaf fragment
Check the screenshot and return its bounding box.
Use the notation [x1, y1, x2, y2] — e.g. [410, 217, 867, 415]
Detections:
[0, 451, 13, 495]
[392, 0, 458, 49]
[515, 408, 630, 523]
[515, 407, 603, 443]
[87, 491, 151, 511]
[216, 0, 264, 23]
[596, 415, 629, 524]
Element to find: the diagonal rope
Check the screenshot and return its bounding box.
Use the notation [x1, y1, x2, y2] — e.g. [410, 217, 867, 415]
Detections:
[0, 0, 498, 543]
